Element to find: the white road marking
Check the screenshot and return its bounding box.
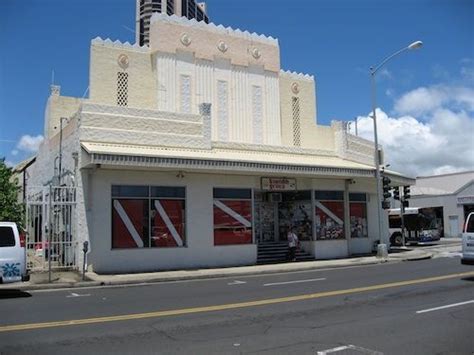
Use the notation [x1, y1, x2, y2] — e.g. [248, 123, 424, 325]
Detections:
[28, 264, 377, 294]
[317, 344, 383, 354]
[263, 277, 326, 287]
[66, 292, 91, 298]
[416, 300, 474, 314]
[227, 280, 247, 285]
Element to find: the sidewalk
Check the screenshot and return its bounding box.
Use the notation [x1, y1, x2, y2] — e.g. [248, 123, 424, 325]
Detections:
[0, 248, 433, 291]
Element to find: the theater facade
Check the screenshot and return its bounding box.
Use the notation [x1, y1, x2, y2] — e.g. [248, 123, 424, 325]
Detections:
[28, 14, 413, 273]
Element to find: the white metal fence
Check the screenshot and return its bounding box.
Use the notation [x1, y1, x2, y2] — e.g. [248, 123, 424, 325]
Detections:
[25, 186, 78, 271]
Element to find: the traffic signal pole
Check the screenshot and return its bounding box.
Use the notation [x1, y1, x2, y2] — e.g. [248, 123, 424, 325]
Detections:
[401, 186, 411, 247]
[400, 197, 406, 247]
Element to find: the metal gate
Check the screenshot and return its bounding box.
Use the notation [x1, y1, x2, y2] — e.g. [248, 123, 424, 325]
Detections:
[25, 186, 77, 271]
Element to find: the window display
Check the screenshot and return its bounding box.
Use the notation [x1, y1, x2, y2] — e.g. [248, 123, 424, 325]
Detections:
[112, 185, 186, 248]
[315, 191, 345, 240]
[213, 188, 253, 245]
[350, 193, 368, 238]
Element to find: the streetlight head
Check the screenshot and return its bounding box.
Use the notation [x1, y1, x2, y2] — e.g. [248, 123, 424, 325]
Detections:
[408, 40, 423, 50]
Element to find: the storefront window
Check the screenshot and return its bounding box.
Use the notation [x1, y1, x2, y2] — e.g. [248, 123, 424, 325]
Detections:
[112, 185, 186, 249]
[213, 188, 252, 245]
[350, 193, 368, 238]
[315, 191, 345, 240]
[112, 199, 149, 248]
[278, 191, 312, 241]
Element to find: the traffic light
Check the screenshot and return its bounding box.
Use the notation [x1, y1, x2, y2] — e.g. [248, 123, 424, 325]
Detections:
[382, 176, 392, 199]
[403, 185, 411, 200]
[393, 187, 400, 200]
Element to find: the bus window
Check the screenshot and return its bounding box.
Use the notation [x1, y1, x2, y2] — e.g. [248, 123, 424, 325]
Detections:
[389, 215, 401, 228]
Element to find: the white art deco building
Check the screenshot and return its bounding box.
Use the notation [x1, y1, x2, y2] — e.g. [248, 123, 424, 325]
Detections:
[28, 13, 413, 273]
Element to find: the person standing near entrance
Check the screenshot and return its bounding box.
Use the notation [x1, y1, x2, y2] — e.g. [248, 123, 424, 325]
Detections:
[287, 227, 299, 262]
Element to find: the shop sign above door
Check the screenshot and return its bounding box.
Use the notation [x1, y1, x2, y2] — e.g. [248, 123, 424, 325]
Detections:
[261, 177, 296, 191]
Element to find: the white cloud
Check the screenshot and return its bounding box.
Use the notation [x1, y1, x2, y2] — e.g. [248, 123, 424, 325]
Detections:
[394, 85, 474, 116]
[352, 84, 474, 177]
[393, 87, 446, 116]
[11, 149, 18, 156]
[17, 134, 44, 153]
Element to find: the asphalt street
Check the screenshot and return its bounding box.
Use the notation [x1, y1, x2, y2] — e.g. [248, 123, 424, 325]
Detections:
[0, 257, 473, 354]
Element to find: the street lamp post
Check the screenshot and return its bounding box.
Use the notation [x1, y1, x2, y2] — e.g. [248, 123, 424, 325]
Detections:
[370, 40, 422, 247]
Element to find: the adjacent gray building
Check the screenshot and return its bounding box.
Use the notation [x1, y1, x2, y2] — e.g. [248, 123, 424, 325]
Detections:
[408, 171, 474, 237]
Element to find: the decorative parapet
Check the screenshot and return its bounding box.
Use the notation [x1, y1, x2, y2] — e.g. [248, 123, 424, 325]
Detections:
[212, 141, 335, 158]
[332, 120, 377, 167]
[91, 37, 149, 53]
[150, 13, 278, 46]
[280, 70, 314, 82]
[347, 134, 376, 158]
[77, 102, 212, 150]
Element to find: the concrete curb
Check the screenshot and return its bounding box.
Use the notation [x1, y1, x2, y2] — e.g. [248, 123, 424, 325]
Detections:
[400, 252, 434, 261]
[88, 259, 387, 287]
[1, 252, 433, 291]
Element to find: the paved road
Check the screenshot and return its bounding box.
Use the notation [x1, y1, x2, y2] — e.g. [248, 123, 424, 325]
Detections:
[0, 257, 473, 354]
[410, 239, 463, 259]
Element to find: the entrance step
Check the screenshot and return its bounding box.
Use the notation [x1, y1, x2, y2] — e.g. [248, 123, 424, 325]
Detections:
[257, 242, 314, 264]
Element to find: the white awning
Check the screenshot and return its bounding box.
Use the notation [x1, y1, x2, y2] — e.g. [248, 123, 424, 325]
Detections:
[80, 141, 413, 184]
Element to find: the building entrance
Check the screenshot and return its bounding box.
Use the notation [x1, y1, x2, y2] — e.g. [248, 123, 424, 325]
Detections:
[255, 191, 312, 244]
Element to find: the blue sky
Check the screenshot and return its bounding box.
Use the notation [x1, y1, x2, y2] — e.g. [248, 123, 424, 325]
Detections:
[0, 0, 473, 175]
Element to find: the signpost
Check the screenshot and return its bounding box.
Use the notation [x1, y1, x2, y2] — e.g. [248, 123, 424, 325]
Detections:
[261, 177, 296, 191]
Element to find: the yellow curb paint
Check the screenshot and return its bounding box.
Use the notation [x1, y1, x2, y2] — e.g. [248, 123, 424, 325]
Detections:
[1, 271, 473, 333]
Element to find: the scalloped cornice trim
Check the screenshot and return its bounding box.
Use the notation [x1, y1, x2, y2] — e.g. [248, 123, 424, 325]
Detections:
[212, 141, 335, 158]
[91, 37, 150, 53]
[280, 69, 314, 81]
[150, 13, 278, 46]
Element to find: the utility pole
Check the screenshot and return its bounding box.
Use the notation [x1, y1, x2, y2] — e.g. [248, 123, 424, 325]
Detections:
[400, 195, 406, 247]
[58, 117, 68, 186]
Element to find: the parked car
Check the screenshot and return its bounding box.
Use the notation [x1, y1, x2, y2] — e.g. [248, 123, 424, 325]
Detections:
[461, 212, 474, 265]
[0, 222, 30, 283]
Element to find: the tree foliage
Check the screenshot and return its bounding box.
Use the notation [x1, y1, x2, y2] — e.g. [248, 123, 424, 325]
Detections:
[0, 158, 24, 227]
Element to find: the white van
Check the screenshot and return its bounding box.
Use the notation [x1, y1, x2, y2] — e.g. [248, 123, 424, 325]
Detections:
[0, 222, 29, 283]
[461, 212, 474, 265]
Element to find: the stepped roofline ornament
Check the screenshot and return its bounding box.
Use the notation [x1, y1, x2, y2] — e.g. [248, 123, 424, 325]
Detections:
[150, 13, 278, 46]
[91, 37, 149, 53]
[280, 69, 314, 82]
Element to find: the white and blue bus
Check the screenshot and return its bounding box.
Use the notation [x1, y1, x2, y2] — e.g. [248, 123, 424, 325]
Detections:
[388, 207, 442, 246]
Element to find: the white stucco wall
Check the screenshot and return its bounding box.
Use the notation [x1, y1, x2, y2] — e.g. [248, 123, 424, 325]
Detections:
[86, 169, 259, 273]
[82, 170, 381, 272]
[154, 51, 281, 145]
[26, 116, 90, 268]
